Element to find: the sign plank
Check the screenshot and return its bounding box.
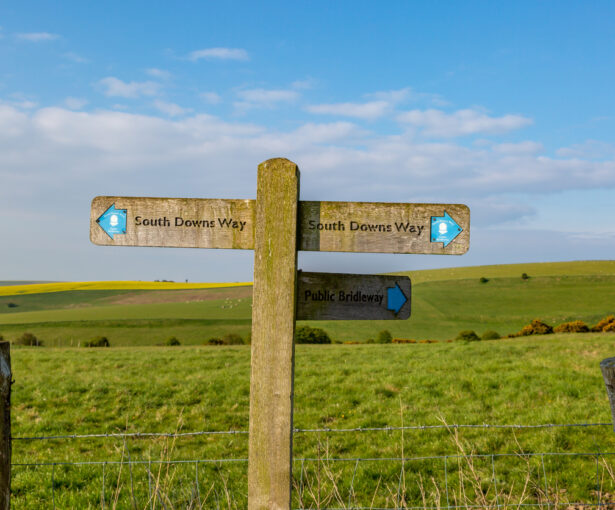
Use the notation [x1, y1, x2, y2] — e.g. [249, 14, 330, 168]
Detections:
[90, 197, 469, 254]
[297, 271, 411, 320]
[299, 201, 470, 255]
[90, 196, 254, 249]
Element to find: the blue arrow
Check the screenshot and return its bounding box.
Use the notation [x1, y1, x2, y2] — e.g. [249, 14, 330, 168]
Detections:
[96, 204, 127, 240]
[387, 283, 408, 314]
[430, 211, 462, 247]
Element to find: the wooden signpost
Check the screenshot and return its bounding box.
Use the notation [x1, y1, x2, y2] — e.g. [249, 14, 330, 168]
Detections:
[90, 158, 470, 510]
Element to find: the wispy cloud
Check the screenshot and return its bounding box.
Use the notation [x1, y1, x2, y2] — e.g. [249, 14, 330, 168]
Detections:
[234, 88, 299, 111]
[306, 100, 390, 120]
[63, 52, 89, 64]
[187, 47, 248, 62]
[153, 100, 192, 117]
[146, 68, 171, 79]
[306, 87, 414, 120]
[556, 140, 615, 160]
[200, 92, 222, 105]
[65, 97, 88, 110]
[97, 77, 161, 98]
[397, 108, 532, 137]
[16, 32, 59, 42]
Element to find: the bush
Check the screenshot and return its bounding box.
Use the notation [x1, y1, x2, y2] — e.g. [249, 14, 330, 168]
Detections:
[14, 332, 42, 346]
[365, 338, 375, 344]
[222, 333, 244, 345]
[553, 320, 589, 333]
[517, 319, 553, 336]
[6, 303, 17, 308]
[84, 336, 110, 347]
[592, 315, 615, 332]
[206, 338, 223, 345]
[376, 330, 392, 344]
[164, 336, 181, 346]
[479, 277, 489, 283]
[604, 322, 615, 333]
[295, 325, 331, 344]
[481, 330, 500, 340]
[456, 330, 480, 342]
[392, 338, 417, 344]
[521, 273, 530, 280]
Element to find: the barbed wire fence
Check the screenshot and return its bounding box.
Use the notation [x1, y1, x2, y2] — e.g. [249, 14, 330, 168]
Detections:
[11, 421, 615, 509]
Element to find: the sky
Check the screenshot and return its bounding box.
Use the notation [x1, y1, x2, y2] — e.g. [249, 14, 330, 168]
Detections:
[1, 1, 614, 282]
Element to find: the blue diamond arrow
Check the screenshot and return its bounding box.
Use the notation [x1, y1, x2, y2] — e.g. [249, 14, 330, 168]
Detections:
[430, 211, 462, 247]
[387, 283, 408, 314]
[96, 204, 127, 240]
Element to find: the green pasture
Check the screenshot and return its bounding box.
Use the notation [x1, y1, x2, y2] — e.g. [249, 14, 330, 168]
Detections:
[10, 334, 615, 508]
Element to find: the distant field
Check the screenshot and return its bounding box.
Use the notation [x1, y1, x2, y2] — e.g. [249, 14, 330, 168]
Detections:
[0, 280, 251, 296]
[0, 261, 613, 345]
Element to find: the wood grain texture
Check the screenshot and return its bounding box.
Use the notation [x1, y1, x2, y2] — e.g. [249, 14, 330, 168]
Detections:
[0, 343, 10, 510]
[90, 196, 255, 249]
[299, 201, 470, 254]
[91, 197, 470, 254]
[248, 159, 299, 510]
[601, 357, 615, 432]
[297, 271, 411, 320]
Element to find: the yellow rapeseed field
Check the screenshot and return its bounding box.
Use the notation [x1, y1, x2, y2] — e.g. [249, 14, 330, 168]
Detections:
[0, 281, 252, 296]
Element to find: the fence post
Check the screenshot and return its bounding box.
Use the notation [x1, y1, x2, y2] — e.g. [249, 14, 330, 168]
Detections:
[0, 342, 10, 510]
[248, 158, 299, 510]
[601, 357, 615, 431]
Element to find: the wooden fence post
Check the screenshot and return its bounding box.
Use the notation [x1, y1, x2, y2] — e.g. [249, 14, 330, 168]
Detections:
[0, 343, 11, 510]
[601, 357, 615, 431]
[248, 158, 299, 510]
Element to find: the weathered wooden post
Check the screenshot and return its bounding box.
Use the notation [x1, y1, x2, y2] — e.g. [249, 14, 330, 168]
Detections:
[248, 158, 299, 510]
[601, 357, 615, 431]
[0, 342, 11, 510]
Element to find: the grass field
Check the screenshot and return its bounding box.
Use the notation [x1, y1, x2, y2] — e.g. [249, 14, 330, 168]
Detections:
[10, 334, 615, 508]
[4, 260, 615, 507]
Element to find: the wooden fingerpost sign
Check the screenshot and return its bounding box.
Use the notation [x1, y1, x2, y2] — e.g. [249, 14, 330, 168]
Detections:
[90, 157, 470, 510]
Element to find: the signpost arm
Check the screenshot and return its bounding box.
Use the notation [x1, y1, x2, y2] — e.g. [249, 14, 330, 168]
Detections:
[248, 158, 300, 510]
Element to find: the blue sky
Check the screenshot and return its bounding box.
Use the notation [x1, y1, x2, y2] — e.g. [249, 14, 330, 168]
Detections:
[1, 1, 614, 282]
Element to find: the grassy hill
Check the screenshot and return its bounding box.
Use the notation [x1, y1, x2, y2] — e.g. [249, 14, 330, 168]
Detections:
[0, 260, 613, 346]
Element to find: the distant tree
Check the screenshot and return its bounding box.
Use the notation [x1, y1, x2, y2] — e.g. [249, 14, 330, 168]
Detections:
[376, 330, 392, 344]
[84, 336, 110, 347]
[479, 277, 489, 283]
[481, 330, 500, 340]
[222, 333, 244, 345]
[14, 332, 43, 346]
[521, 273, 530, 280]
[295, 326, 332, 344]
[456, 330, 480, 342]
[164, 336, 181, 346]
[6, 303, 18, 308]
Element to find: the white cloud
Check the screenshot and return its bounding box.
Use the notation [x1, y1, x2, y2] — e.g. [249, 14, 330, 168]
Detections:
[146, 68, 171, 79]
[200, 92, 222, 104]
[153, 100, 192, 117]
[234, 88, 299, 110]
[397, 108, 533, 137]
[63, 52, 89, 64]
[64, 97, 88, 110]
[306, 88, 416, 120]
[97, 77, 160, 98]
[187, 47, 248, 62]
[556, 140, 615, 160]
[16, 32, 59, 42]
[306, 100, 390, 120]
